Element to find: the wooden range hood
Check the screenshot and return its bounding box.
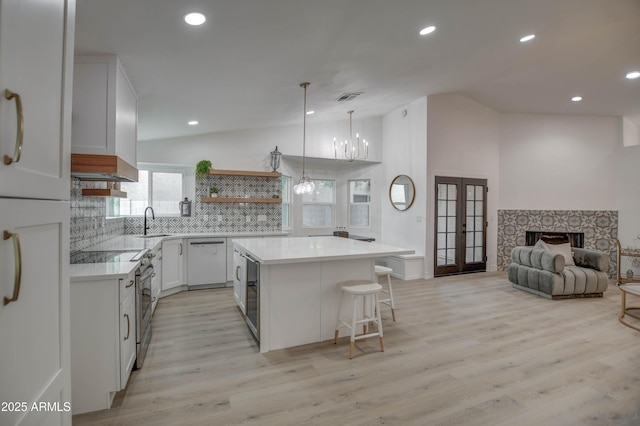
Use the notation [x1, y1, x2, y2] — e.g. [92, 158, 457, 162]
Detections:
[70, 153, 138, 182]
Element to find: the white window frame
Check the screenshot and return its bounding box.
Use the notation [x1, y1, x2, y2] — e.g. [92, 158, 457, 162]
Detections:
[107, 163, 192, 218]
[301, 179, 336, 228]
[348, 179, 371, 228]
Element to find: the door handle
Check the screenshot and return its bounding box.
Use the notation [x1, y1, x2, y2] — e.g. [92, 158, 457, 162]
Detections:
[124, 313, 131, 340]
[3, 230, 22, 306]
[126, 279, 134, 288]
[179, 243, 183, 255]
[236, 265, 241, 281]
[3, 89, 24, 165]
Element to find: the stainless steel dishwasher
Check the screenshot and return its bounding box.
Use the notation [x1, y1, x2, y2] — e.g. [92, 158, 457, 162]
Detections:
[187, 238, 227, 288]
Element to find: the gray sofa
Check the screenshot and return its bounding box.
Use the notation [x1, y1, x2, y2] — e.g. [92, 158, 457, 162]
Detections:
[507, 246, 609, 299]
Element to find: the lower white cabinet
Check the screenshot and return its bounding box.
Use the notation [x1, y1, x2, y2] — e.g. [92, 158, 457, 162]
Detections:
[162, 239, 184, 291]
[0, 199, 71, 426]
[233, 251, 246, 314]
[70, 270, 136, 415]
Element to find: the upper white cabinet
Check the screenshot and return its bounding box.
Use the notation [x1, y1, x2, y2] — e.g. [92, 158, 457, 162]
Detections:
[72, 55, 138, 167]
[0, 198, 71, 426]
[0, 0, 75, 201]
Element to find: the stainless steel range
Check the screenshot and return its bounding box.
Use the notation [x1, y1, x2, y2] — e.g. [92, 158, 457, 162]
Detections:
[71, 249, 153, 369]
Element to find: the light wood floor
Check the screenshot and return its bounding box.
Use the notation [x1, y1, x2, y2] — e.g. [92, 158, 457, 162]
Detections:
[73, 272, 640, 426]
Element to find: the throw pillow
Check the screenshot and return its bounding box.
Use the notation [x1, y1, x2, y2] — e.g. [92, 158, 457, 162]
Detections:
[534, 239, 549, 250]
[547, 242, 575, 266]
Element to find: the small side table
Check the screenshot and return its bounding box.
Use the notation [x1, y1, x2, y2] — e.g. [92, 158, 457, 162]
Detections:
[619, 284, 640, 331]
[616, 240, 640, 331]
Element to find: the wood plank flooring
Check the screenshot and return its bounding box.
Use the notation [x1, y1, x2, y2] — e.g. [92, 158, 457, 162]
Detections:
[73, 272, 640, 425]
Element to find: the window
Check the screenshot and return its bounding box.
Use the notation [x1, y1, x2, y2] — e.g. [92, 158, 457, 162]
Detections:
[108, 166, 186, 217]
[281, 176, 292, 229]
[302, 180, 335, 227]
[349, 179, 370, 227]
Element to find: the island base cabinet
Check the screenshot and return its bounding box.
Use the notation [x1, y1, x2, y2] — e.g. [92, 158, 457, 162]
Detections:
[0, 199, 71, 426]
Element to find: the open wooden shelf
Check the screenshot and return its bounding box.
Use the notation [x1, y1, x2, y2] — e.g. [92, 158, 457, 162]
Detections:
[209, 169, 281, 178]
[201, 197, 282, 204]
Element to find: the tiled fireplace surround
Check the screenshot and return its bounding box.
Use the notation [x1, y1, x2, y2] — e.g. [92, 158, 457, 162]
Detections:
[497, 210, 618, 278]
[70, 174, 281, 253]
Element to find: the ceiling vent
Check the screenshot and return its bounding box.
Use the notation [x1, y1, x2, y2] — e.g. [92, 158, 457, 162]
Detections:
[335, 92, 363, 102]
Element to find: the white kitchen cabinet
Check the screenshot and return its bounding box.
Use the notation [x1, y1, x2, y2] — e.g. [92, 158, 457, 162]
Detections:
[71, 55, 137, 167]
[162, 239, 185, 292]
[0, 199, 71, 426]
[0, 0, 74, 201]
[233, 250, 246, 314]
[70, 269, 136, 415]
[119, 281, 136, 387]
[226, 237, 255, 282]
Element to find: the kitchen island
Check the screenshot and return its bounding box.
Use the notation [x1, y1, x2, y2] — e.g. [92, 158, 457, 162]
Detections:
[233, 236, 414, 353]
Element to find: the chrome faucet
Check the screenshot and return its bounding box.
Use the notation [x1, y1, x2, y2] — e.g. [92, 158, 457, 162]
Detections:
[144, 206, 155, 235]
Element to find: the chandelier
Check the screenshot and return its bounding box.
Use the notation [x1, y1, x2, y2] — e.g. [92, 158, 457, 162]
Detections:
[293, 82, 315, 195]
[334, 110, 368, 162]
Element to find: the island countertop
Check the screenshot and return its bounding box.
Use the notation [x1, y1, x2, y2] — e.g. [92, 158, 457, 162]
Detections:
[234, 236, 413, 265]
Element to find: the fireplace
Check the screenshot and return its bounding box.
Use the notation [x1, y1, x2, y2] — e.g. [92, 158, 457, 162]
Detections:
[525, 231, 584, 248]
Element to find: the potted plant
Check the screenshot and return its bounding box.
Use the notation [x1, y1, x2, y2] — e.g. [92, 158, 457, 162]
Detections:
[195, 160, 212, 179]
[209, 186, 219, 198]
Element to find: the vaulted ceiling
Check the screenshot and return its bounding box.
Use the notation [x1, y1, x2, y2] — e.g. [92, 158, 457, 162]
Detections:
[75, 0, 640, 142]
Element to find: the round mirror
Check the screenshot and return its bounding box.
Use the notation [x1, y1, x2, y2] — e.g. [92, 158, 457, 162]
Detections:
[389, 175, 416, 211]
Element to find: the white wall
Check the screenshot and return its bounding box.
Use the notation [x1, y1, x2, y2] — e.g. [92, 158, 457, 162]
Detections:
[499, 114, 619, 210]
[138, 116, 384, 239]
[138, 117, 382, 170]
[381, 97, 427, 259]
[426, 93, 501, 277]
[616, 144, 640, 276]
[622, 116, 639, 147]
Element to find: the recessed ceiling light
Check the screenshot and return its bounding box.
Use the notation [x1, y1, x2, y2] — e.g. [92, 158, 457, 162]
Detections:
[626, 71, 640, 79]
[306, 110, 315, 115]
[571, 96, 583, 102]
[184, 12, 206, 26]
[188, 120, 199, 125]
[419, 26, 436, 36]
[520, 34, 536, 42]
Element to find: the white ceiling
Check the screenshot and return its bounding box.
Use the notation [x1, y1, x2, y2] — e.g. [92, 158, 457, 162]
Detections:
[75, 0, 640, 142]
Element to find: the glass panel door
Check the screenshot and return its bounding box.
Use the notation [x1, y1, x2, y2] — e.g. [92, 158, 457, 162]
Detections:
[434, 176, 487, 277]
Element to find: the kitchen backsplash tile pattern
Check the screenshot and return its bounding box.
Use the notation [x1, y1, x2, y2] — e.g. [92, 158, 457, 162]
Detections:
[70, 179, 124, 252]
[124, 174, 282, 234]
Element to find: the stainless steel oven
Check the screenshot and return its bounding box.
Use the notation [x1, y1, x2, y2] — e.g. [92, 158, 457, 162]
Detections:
[135, 258, 154, 369]
[245, 255, 260, 342]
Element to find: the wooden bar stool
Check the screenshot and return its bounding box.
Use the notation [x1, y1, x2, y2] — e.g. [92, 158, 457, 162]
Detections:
[375, 265, 396, 321]
[334, 280, 384, 359]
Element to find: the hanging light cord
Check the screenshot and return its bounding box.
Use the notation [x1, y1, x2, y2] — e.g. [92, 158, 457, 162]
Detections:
[300, 82, 309, 180]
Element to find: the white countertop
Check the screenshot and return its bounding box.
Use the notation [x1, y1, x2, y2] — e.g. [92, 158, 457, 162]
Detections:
[71, 231, 289, 281]
[234, 236, 414, 265]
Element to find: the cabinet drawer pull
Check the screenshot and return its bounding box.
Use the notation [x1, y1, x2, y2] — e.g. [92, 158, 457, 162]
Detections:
[236, 265, 241, 281]
[3, 230, 22, 306]
[126, 280, 134, 288]
[124, 313, 131, 340]
[3, 89, 24, 165]
[152, 297, 157, 303]
[179, 243, 183, 256]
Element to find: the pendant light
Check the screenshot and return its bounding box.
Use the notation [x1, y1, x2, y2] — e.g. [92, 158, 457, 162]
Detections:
[333, 110, 368, 162]
[293, 82, 315, 195]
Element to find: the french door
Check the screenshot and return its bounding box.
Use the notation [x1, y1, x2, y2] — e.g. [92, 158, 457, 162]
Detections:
[434, 176, 487, 277]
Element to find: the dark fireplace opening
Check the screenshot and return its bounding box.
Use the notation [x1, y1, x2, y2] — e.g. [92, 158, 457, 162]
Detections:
[526, 231, 584, 248]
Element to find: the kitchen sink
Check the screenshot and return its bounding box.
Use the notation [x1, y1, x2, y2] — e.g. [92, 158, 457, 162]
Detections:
[135, 234, 170, 239]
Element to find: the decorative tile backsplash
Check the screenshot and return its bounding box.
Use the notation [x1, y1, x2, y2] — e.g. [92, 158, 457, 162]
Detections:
[498, 210, 618, 277]
[70, 180, 124, 252]
[71, 174, 282, 250]
[124, 174, 282, 235]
